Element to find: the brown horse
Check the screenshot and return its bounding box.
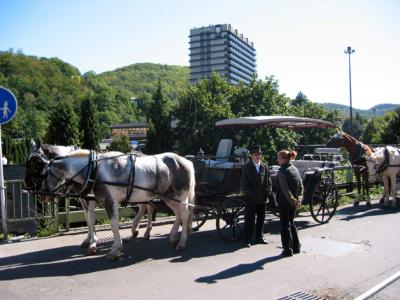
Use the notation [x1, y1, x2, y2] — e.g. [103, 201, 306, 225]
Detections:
[326, 131, 374, 206]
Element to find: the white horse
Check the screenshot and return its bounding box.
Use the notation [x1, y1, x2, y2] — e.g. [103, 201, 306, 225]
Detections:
[35, 144, 157, 245]
[25, 145, 195, 259]
[366, 146, 400, 208]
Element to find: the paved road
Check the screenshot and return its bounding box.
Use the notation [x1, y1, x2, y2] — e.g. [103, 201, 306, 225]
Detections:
[1, 200, 399, 300]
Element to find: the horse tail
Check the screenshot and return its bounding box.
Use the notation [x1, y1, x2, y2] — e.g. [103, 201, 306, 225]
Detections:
[164, 153, 196, 234]
[186, 159, 196, 235]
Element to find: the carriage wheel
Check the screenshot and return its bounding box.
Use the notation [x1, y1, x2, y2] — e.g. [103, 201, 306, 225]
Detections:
[309, 175, 338, 224]
[192, 207, 209, 232]
[216, 197, 246, 242]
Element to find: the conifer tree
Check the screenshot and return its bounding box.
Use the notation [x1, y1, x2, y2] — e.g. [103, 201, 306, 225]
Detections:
[46, 98, 80, 146]
[80, 97, 100, 150]
[145, 81, 173, 154]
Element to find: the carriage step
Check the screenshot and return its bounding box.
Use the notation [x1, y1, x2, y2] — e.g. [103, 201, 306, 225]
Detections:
[277, 291, 324, 300]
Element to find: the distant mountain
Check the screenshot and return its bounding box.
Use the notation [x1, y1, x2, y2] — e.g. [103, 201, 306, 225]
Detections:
[321, 102, 399, 119]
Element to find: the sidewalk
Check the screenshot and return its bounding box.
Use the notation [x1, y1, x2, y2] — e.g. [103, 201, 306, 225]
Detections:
[1, 201, 399, 300]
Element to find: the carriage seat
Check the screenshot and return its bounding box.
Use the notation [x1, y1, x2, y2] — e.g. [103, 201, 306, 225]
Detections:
[302, 148, 342, 161]
[215, 139, 233, 161]
[291, 160, 339, 179]
[203, 160, 241, 169]
[202, 138, 235, 168]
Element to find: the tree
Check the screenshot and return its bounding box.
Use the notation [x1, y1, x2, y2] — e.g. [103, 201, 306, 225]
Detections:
[46, 98, 80, 145]
[108, 135, 132, 153]
[175, 74, 234, 155]
[80, 97, 100, 150]
[290, 93, 341, 146]
[355, 112, 368, 128]
[342, 118, 363, 139]
[381, 108, 400, 144]
[145, 81, 173, 154]
[362, 115, 389, 144]
[229, 76, 297, 164]
[291, 91, 309, 106]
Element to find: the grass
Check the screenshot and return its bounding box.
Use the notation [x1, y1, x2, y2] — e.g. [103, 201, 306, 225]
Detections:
[36, 219, 59, 237]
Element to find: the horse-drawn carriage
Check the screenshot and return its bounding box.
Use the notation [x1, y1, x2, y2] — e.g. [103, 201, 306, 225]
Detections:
[24, 115, 353, 259]
[190, 116, 351, 243]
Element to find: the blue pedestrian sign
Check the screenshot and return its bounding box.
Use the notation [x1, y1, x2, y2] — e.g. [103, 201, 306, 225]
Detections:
[0, 87, 18, 125]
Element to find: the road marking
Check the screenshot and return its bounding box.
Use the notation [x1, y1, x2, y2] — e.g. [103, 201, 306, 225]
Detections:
[354, 270, 400, 300]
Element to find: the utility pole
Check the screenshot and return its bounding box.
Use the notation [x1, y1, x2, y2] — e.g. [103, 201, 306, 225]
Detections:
[344, 46, 355, 135]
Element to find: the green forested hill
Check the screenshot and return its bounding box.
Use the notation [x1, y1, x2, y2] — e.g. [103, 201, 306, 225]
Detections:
[0, 50, 195, 162]
[321, 102, 399, 119]
[98, 63, 190, 103]
[0, 51, 140, 142]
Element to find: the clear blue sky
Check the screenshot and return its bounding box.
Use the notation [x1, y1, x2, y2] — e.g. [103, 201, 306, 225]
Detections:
[1, 0, 399, 109]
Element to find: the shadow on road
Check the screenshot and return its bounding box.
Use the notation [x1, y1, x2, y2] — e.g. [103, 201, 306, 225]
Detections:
[0, 205, 355, 281]
[0, 228, 247, 281]
[265, 216, 321, 235]
[195, 254, 282, 284]
[335, 201, 400, 221]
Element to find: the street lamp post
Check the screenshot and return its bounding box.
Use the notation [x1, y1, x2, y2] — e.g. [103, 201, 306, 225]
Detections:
[344, 46, 355, 135]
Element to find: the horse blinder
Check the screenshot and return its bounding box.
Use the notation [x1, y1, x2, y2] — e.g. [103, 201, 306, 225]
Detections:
[25, 153, 51, 191]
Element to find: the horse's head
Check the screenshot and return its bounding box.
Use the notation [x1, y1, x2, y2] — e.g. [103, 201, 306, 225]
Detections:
[25, 144, 78, 200]
[24, 149, 50, 191]
[326, 132, 344, 148]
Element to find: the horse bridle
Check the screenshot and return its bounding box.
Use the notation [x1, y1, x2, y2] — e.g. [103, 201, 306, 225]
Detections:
[25, 152, 50, 191]
[26, 150, 98, 196]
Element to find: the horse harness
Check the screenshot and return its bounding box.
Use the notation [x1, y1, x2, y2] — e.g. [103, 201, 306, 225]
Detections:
[349, 141, 367, 166]
[31, 151, 189, 207]
[373, 146, 400, 173]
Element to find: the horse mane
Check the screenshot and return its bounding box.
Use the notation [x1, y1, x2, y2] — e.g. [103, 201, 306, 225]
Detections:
[67, 149, 91, 157]
[342, 132, 359, 144]
[341, 132, 374, 157]
[41, 144, 76, 158]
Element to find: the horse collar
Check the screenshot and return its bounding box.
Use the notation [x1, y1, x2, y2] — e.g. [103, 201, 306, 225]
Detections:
[376, 147, 390, 173]
[124, 154, 137, 203]
[79, 150, 99, 196]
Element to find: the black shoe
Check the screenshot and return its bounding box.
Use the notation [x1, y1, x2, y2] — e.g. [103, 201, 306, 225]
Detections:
[281, 250, 293, 257]
[293, 249, 301, 254]
[255, 238, 269, 245]
[244, 242, 251, 248]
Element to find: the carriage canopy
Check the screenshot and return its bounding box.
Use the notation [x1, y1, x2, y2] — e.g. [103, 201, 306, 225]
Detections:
[215, 115, 334, 129]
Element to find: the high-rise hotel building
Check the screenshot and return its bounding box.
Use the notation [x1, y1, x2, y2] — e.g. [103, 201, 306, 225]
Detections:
[189, 24, 256, 85]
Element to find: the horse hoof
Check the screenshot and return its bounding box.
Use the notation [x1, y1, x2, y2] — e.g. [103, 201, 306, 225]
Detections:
[88, 247, 97, 255]
[106, 251, 123, 260]
[143, 234, 150, 240]
[81, 241, 90, 248]
[107, 253, 118, 260]
[353, 201, 359, 207]
[132, 231, 139, 238]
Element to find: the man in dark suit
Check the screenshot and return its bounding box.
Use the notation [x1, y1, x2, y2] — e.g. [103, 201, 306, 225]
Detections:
[241, 146, 272, 247]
